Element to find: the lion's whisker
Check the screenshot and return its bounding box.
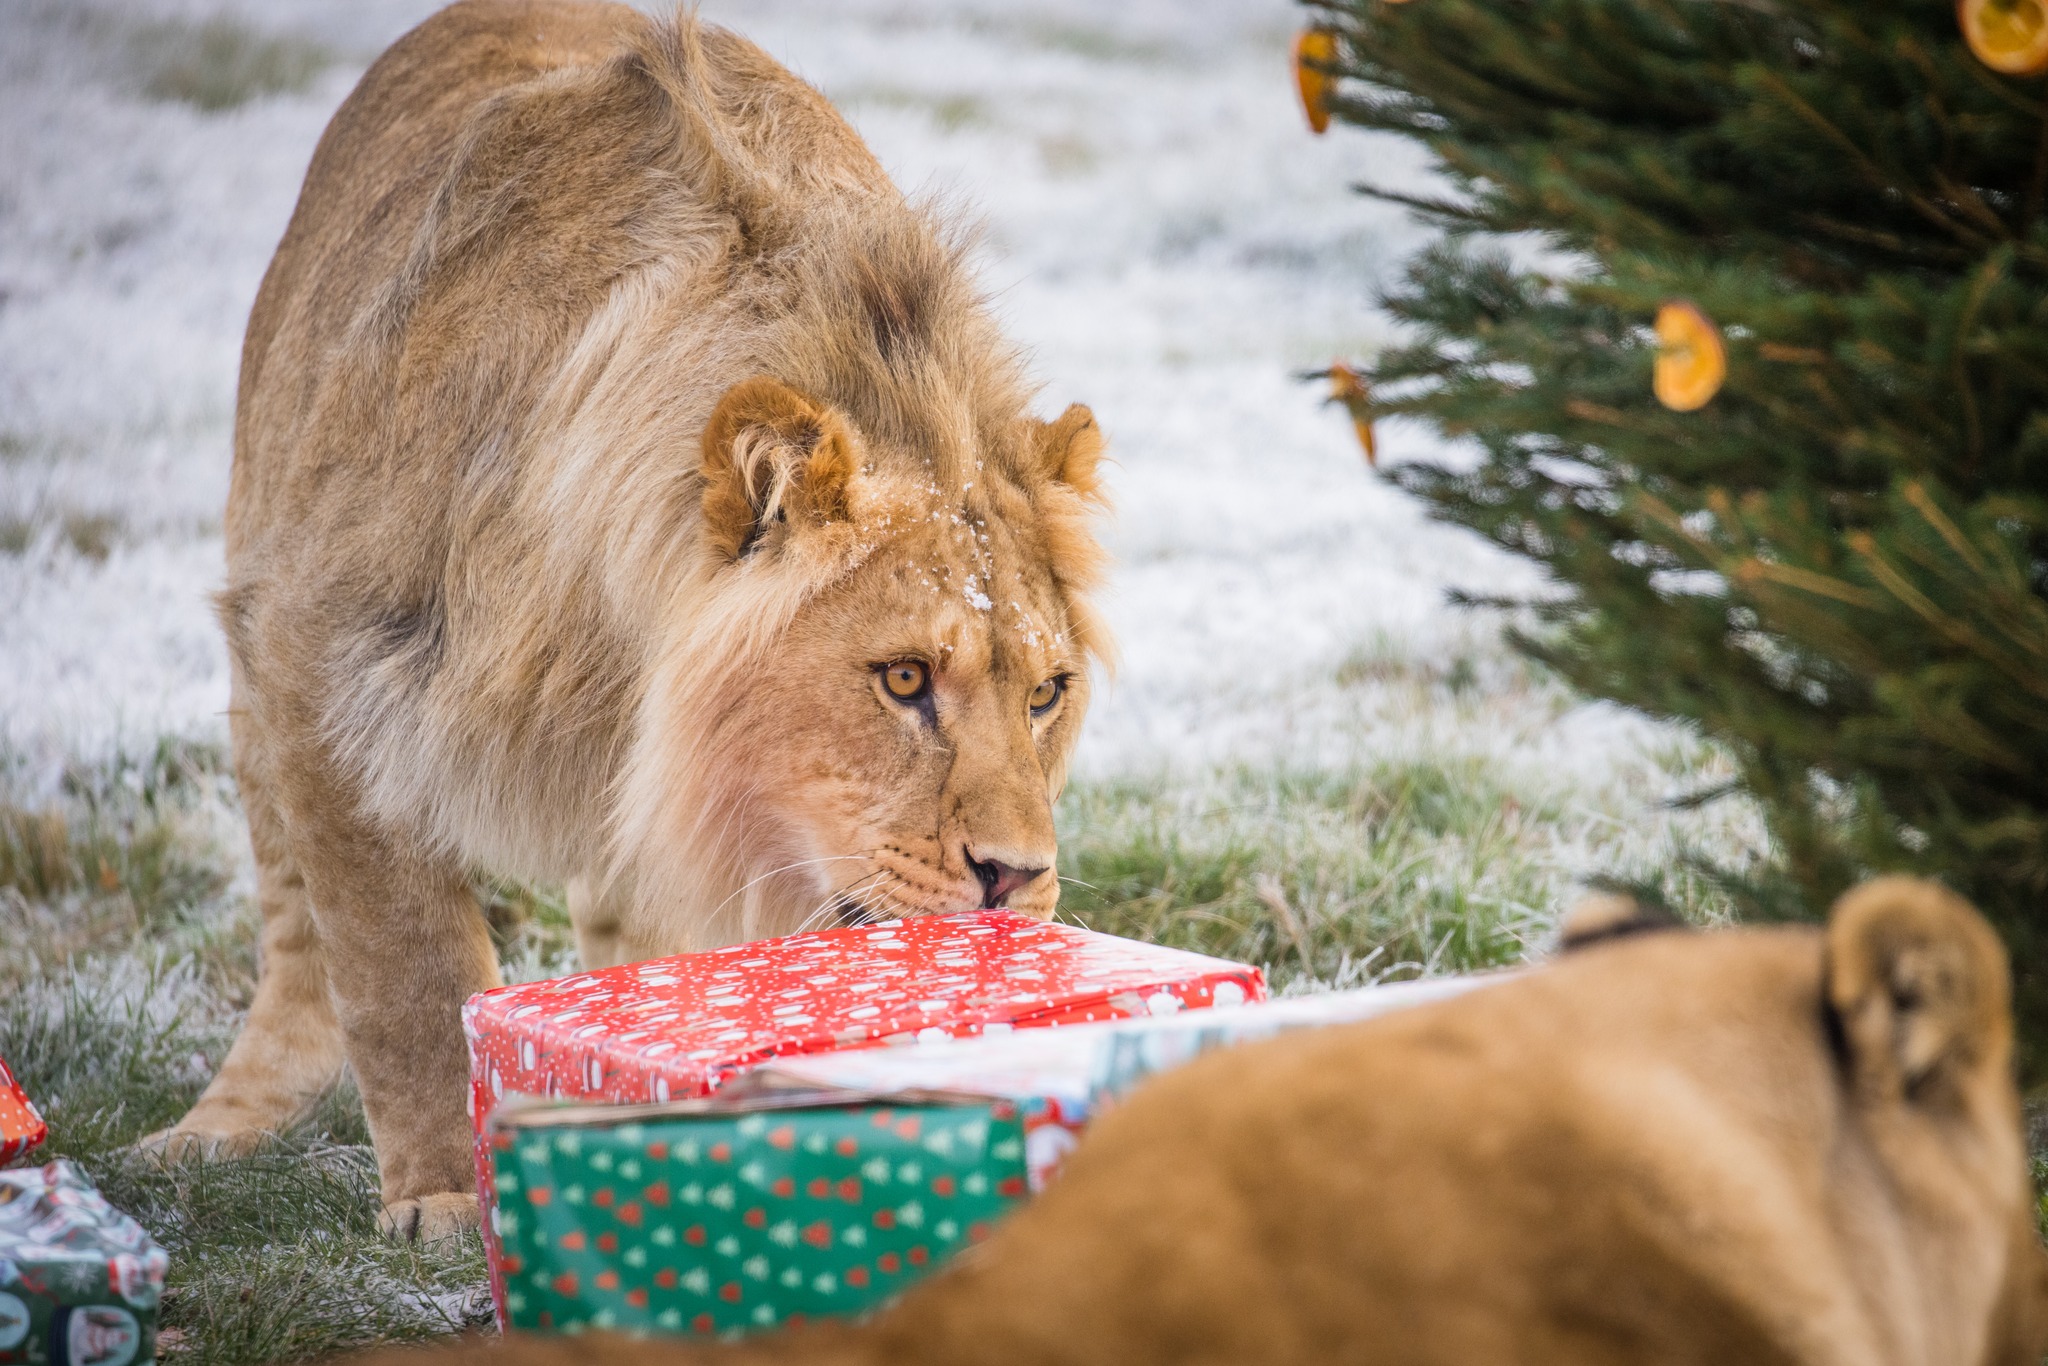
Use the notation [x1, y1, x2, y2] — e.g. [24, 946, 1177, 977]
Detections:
[706, 852, 882, 923]
[843, 872, 907, 927]
[791, 867, 899, 936]
[835, 869, 908, 927]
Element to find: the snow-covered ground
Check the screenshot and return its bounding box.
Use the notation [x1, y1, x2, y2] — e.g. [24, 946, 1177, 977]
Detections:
[0, 0, 1732, 862]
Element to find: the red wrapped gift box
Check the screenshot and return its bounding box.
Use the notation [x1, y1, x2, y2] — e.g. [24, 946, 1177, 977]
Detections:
[0, 1054, 47, 1165]
[465, 910, 1263, 1325]
[465, 911, 1262, 1116]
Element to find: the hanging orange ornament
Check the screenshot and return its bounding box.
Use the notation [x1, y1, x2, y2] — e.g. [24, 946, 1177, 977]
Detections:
[1652, 302, 1726, 412]
[1328, 361, 1377, 465]
[1959, 0, 2048, 76]
[1294, 30, 1338, 135]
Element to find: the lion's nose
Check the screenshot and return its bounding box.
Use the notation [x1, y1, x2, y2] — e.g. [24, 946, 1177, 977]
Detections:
[966, 853, 1047, 909]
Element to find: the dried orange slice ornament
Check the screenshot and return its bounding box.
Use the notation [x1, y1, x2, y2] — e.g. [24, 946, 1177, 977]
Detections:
[1328, 361, 1377, 465]
[1294, 30, 1338, 135]
[1960, 0, 2048, 75]
[1653, 302, 1726, 412]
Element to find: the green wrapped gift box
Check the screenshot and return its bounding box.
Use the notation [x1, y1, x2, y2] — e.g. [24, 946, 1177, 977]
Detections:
[0, 1162, 167, 1366]
[487, 1097, 1029, 1337]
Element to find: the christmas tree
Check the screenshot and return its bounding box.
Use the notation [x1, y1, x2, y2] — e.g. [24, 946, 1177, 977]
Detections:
[1302, 0, 2048, 1080]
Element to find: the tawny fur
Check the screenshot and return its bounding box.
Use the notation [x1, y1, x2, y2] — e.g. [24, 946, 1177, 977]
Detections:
[155, 0, 1111, 1239]
[350, 878, 2048, 1366]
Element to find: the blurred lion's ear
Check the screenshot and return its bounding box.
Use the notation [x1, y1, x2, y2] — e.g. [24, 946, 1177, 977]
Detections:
[700, 377, 859, 561]
[1556, 893, 1686, 952]
[1824, 876, 2011, 1108]
[1030, 404, 1105, 498]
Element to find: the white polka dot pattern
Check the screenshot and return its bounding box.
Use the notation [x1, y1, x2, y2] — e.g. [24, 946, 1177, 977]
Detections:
[462, 910, 1265, 1128]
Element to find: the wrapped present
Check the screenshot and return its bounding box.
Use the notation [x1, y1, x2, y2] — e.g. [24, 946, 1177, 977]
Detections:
[0, 1161, 168, 1366]
[486, 1095, 1029, 1339]
[468, 910, 1261, 1326]
[0, 1060, 45, 1167]
[750, 974, 1501, 1189]
[465, 911, 1261, 1115]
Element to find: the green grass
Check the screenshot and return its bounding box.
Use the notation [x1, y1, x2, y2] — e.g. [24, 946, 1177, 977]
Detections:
[1056, 757, 1742, 992]
[129, 15, 331, 112]
[963, 16, 1175, 65]
[1332, 632, 1480, 695]
[0, 743, 492, 1362]
[833, 86, 993, 133]
[0, 732, 1741, 1361]
[6, 969, 488, 1361]
[0, 738, 243, 988]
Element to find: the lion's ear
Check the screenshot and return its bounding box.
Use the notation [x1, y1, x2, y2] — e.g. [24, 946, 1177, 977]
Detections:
[701, 376, 859, 561]
[1556, 893, 1686, 952]
[1030, 404, 1105, 499]
[1824, 876, 2011, 1108]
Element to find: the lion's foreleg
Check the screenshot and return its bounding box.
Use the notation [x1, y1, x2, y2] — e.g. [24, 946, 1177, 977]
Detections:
[284, 772, 502, 1241]
[149, 697, 347, 1156]
[160, 893, 344, 1151]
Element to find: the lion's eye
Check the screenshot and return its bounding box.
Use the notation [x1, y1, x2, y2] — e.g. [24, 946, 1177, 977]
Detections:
[881, 660, 930, 701]
[1029, 676, 1064, 715]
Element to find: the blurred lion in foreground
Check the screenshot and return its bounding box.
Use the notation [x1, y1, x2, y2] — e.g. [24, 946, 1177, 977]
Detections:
[356, 878, 2048, 1365]
[154, 0, 1110, 1239]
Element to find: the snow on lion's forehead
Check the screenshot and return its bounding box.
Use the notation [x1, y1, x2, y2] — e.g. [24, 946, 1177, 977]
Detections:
[846, 469, 1075, 661]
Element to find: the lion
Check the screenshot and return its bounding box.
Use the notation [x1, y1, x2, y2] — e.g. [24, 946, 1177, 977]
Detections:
[150, 0, 1111, 1241]
[350, 878, 2048, 1365]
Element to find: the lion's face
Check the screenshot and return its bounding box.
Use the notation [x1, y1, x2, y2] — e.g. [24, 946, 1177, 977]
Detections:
[728, 490, 1090, 927]
[619, 377, 1109, 946]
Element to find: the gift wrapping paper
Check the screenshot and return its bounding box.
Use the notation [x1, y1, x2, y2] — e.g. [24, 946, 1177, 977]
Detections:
[0, 1161, 167, 1366]
[486, 1100, 1027, 1338]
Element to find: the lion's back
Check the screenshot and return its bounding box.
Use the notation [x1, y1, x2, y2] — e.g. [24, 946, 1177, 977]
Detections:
[231, 0, 632, 512]
[227, 0, 885, 563]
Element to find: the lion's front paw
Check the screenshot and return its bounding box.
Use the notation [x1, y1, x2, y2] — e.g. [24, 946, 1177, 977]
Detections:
[134, 1117, 273, 1162]
[380, 1192, 480, 1243]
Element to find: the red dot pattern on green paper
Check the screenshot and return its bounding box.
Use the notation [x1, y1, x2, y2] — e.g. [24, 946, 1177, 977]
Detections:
[493, 1103, 1029, 1338]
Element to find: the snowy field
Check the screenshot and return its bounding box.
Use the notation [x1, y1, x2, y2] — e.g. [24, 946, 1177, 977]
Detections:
[0, 0, 1753, 884]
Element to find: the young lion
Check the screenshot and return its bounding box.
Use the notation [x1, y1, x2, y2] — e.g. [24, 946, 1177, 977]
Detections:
[151, 0, 1110, 1241]
[357, 878, 2048, 1365]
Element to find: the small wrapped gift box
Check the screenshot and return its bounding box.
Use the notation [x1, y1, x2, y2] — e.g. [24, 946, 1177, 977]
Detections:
[485, 1094, 1029, 1338]
[0, 1161, 168, 1366]
[467, 910, 1263, 1327]
[0, 1059, 45, 1167]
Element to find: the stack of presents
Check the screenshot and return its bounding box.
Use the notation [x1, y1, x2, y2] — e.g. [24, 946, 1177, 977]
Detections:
[0, 910, 1481, 1359]
[463, 910, 1479, 1339]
